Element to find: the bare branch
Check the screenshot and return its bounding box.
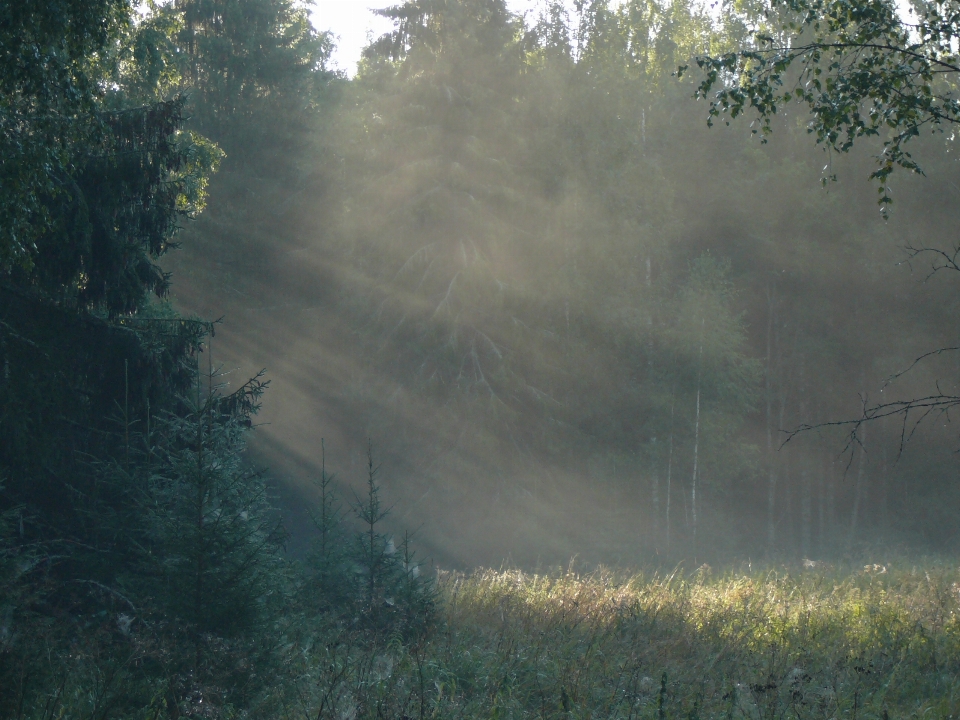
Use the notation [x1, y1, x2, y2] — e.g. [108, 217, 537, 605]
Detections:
[880, 344, 960, 388]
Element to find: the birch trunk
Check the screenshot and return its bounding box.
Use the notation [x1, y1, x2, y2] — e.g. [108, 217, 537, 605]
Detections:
[801, 466, 812, 558]
[766, 284, 777, 551]
[799, 354, 812, 557]
[691, 318, 704, 561]
[772, 354, 789, 552]
[646, 256, 658, 539]
[879, 417, 889, 531]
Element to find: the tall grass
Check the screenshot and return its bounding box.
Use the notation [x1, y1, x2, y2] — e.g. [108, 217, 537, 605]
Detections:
[284, 561, 960, 719]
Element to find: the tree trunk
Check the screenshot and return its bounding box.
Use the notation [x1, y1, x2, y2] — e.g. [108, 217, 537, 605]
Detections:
[765, 284, 778, 552]
[818, 455, 826, 556]
[848, 416, 868, 550]
[691, 319, 704, 562]
[799, 354, 811, 558]
[801, 465, 812, 558]
[651, 438, 660, 540]
[828, 458, 837, 550]
[879, 416, 890, 532]
[646, 256, 657, 542]
[665, 401, 675, 553]
[772, 351, 789, 554]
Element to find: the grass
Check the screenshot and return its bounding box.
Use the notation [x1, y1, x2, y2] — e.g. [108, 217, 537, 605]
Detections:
[282, 560, 960, 719]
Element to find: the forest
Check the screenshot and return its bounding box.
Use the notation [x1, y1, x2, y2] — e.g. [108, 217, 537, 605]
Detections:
[2, 0, 960, 716]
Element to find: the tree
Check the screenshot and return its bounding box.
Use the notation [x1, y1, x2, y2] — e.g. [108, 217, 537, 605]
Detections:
[23, 100, 221, 316]
[0, 2, 289, 712]
[0, 0, 223, 545]
[0, 0, 222, 503]
[667, 256, 761, 556]
[135, 363, 284, 676]
[0, 0, 131, 269]
[685, 0, 960, 210]
[349, 443, 434, 636]
[0, 0, 218, 302]
[686, 0, 960, 452]
[169, 0, 330, 155]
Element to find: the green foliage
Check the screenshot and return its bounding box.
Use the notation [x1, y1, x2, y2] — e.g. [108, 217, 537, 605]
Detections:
[138, 368, 280, 639]
[169, 0, 331, 155]
[166, 0, 960, 565]
[309, 0, 766, 561]
[350, 445, 436, 636]
[0, 0, 222, 569]
[0, 0, 131, 269]
[22, 99, 221, 316]
[111, 2, 187, 104]
[0, 1, 221, 290]
[0, 295, 204, 545]
[685, 0, 960, 209]
[7, 0, 960, 715]
[0, 487, 38, 717]
[673, 256, 761, 419]
[352, 445, 395, 616]
[303, 443, 436, 640]
[0, 0, 315, 714]
[669, 256, 761, 501]
[683, 0, 960, 504]
[303, 439, 352, 612]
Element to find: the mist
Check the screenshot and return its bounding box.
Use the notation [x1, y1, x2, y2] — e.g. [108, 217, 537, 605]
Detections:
[165, 0, 960, 570]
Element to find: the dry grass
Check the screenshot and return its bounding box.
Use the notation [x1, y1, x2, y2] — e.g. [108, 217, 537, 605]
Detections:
[283, 561, 960, 719]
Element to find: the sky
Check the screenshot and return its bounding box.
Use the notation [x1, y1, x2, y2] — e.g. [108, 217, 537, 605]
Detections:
[312, 1, 555, 76]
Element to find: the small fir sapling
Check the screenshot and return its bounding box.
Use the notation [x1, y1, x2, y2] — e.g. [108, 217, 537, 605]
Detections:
[334, 441, 435, 635]
[137, 352, 282, 677]
[394, 528, 437, 635]
[304, 438, 351, 612]
[350, 442, 396, 624]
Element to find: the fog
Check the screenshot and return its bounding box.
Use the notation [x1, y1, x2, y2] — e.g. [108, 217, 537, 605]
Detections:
[165, 0, 960, 570]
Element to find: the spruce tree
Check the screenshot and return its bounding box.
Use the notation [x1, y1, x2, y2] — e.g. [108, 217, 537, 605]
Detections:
[111, 361, 290, 717]
[351, 443, 395, 626]
[139, 360, 282, 647]
[303, 439, 352, 614]
[346, 443, 435, 637]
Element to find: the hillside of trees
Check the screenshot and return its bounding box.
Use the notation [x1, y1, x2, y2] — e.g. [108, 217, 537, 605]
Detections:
[169, 0, 960, 567]
[2, 0, 960, 714]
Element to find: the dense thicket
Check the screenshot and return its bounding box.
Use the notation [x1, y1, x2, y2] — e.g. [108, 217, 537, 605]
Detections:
[0, 1, 434, 715]
[0, 0, 262, 712]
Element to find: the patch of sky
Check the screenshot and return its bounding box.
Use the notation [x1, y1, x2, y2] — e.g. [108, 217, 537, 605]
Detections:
[312, 0, 580, 77]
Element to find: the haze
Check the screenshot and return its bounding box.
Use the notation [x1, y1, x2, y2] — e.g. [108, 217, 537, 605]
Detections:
[167, 0, 960, 570]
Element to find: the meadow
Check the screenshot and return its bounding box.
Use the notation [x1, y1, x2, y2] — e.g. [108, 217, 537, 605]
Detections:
[282, 561, 960, 719]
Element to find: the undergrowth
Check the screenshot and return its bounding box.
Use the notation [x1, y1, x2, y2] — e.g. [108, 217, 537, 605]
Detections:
[282, 560, 960, 719]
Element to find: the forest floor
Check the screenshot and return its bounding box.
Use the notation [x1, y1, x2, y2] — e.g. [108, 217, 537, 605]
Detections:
[284, 559, 960, 719]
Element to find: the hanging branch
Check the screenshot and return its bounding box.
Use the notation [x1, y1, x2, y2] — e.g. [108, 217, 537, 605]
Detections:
[789, 386, 960, 460]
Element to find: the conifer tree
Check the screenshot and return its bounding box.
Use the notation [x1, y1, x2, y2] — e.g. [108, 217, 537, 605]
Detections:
[350, 443, 398, 627]
[310, 442, 435, 637]
[169, 0, 330, 158]
[303, 439, 352, 613]
[140, 361, 280, 644]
